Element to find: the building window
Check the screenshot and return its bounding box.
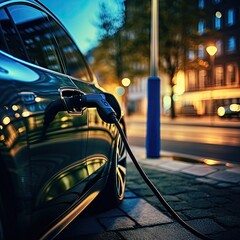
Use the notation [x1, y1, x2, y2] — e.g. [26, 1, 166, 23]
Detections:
[198, 21, 205, 34]
[213, 0, 221, 4]
[199, 70, 207, 88]
[226, 64, 238, 85]
[187, 70, 197, 90]
[215, 66, 224, 86]
[188, 50, 195, 60]
[198, 0, 204, 9]
[198, 45, 205, 58]
[214, 16, 221, 29]
[216, 40, 222, 56]
[227, 9, 235, 26]
[227, 37, 236, 53]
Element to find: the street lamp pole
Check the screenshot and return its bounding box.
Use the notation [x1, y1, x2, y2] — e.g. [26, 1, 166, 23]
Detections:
[206, 45, 217, 123]
[146, 0, 160, 158]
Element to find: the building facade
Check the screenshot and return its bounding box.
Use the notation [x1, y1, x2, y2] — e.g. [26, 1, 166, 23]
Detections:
[127, 0, 240, 117]
[183, 0, 240, 116]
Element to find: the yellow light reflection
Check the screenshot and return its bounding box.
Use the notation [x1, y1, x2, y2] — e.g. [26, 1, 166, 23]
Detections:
[18, 127, 26, 134]
[163, 95, 171, 110]
[204, 158, 221, 166]
[121, 77, 131, 87]
[174, 70, 185, 95]
[12, 105, 18, 111]
[3, 117, 11, 125]
[61, 123, 68, 128]
[35, 97, 41, 102]
[217, 106, 225, 116]
[230, 103, 240, 112]
[22, 111, 30, 117]
[61, 116, 69, 122]
[15, 113, 20, 118]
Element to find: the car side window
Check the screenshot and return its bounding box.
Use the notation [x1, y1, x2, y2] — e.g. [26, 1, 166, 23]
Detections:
[48, 17, 92, 82]
[0, 8, 28, 61]
[7, 4, 63, 73]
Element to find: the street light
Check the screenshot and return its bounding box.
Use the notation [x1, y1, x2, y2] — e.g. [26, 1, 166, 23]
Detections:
[120, 78, 131, 115]
[121, 77, 131, 87]
[206, 46, 217, 57]
[206, 45, 217, 86]
[206, 44, 217, 123]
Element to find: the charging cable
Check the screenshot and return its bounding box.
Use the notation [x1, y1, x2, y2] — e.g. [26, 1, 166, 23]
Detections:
[66, 92, 212, 240]
[111, 114, 212, 240]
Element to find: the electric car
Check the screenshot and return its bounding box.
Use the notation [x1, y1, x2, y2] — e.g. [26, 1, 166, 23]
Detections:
[0, 0, 127, 239]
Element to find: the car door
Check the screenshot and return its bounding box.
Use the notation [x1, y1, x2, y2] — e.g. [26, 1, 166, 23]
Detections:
[1, 3, 90, 238]
[47, 14, 116, 180]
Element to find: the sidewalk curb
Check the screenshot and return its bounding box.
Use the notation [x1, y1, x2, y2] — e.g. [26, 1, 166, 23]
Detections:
[129, 146, 240, 186]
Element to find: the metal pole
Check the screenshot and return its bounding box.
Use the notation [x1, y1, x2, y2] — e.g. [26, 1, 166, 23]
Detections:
[210, 55, 215, 125]
[146, 0, 160, 158]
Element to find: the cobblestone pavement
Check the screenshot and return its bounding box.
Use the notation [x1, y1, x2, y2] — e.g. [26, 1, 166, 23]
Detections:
[57, 146, 240, 240]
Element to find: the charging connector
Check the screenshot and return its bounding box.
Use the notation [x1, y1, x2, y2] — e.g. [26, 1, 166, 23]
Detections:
[81, 94, 117, 123]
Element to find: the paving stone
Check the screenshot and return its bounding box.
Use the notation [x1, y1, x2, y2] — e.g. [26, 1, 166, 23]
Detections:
[159, 161, 193, 171]
[99, 216, 137, 231]
[208, 171, 240, 183]
[216, 215, 240, 228]
[226, 167, 240, 174]
[188, 199, 214, 209]
[187, 218, 225, 234]
[213, 228, 240, 240]
[120, 223, 200, 240]
[119, 198, 173, 226]
[216, 182, 234, 188]
[181, 208, 214, 219]
[125, 190, 138, 198]
[58, 217, 105, 238]
[95, 207, 126, 218]
[196, 177, 218, 185]
[73, 232, 123, 240]
[181, 165, 217, 176]
[142, 158, 172, 167]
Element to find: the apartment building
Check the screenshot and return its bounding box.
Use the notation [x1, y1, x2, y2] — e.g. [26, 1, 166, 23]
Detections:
[127, 0, 240, 117]
[182, 0, 240, 116]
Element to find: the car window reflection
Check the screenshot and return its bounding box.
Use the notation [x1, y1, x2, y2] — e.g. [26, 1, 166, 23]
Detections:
[49, 17, 92, 81]
[0, 8, 28, 60]
[7, 4, 63, 72]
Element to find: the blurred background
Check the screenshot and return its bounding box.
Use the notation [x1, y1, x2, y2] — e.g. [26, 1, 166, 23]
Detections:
[41, 0, 240, 121]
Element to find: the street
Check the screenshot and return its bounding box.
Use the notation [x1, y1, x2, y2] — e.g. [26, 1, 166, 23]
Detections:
[126, 115, 240, 164]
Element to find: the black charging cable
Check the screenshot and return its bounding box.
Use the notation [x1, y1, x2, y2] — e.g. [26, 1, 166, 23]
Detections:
[75, 93, 212, 240]
[110, 114, 213, 240]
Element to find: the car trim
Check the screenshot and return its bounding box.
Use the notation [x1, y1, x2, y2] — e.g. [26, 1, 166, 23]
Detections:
[39, 182, 102, 240]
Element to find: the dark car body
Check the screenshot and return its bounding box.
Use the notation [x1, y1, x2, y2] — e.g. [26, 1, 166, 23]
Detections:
[0, 1, 126, 239]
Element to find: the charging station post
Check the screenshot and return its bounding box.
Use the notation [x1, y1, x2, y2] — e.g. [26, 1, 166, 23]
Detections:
[146, 0, 160, 158]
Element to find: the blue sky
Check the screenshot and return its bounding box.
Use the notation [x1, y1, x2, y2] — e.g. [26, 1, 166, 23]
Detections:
[40, 0, 101, 54]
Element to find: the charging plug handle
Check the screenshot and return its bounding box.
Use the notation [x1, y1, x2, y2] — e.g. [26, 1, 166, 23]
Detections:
[81, 93, 117, 123]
